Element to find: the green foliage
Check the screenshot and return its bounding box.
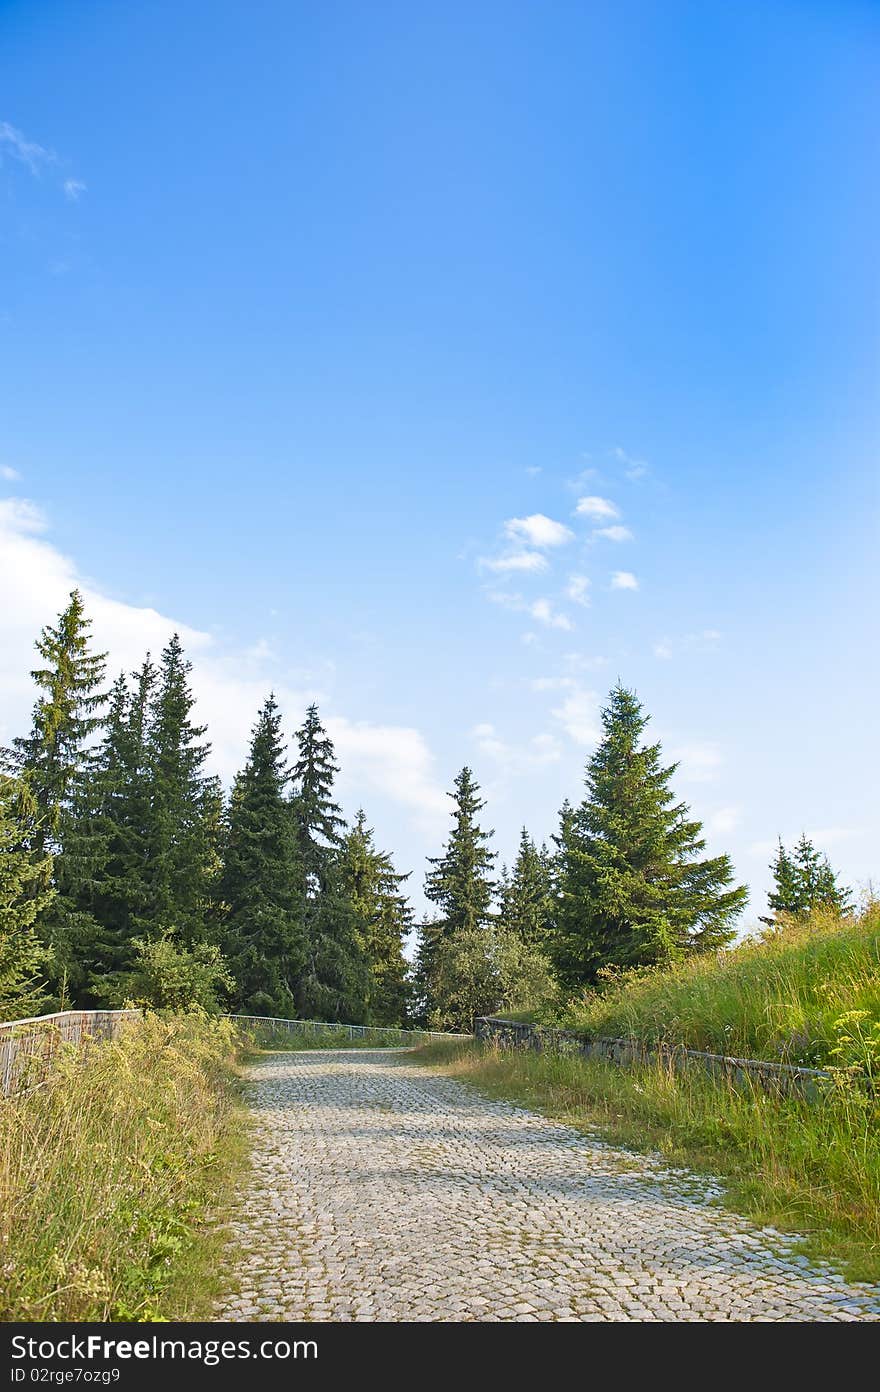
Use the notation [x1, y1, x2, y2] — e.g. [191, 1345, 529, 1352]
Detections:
[497, 828, 554, 947]
[0, 1013, 243, 1320]
[290, 706, 368, 1022]
[552, 683, 747, 988]
[765, 834, 853, 923]
[0, 775, 54, 1019]
[118, 936, 234, 1013]
[144, 635, 223, 943]
[220, 695, 306, 1017]
[558, 900, 880, 1069]
[339, 809, 412, 1025]
[4, 589, 106, 856]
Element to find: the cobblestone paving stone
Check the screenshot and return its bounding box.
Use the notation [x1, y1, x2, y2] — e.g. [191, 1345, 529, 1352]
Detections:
[215, 1050, 880, 1322]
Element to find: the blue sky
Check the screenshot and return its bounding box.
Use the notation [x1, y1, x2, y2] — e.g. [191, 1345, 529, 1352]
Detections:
[1, 0, 878, 929]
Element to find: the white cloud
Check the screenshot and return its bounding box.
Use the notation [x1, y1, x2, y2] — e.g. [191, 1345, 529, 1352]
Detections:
[613, 446, 648, 481]
[471, 722, 562, 774]
[671, 741, 723, 783]
[593, 525, 633, 543]
[575, 495, 619, 521]
[530, 676, 576, 692]
[610, 570, 639, 591]
[653, 640, 673, 660]
[0, 497, 448, 831]
[653, 629, 721, 660]
[0, 465, 21, 481]
[529, 598, 573, 631]
[563, 651, 609, 672]
[565, 573, 591, 607]
[551, 687, 601, 746]
[0, 121, 54, 174]
[488, 590, 573, 630]
[524, 466, 542, 476]
[479, 550, 548, 574]
[707, 806, 742, 837]
[504, 513, 574, 549]
[63, 178, 86, 200]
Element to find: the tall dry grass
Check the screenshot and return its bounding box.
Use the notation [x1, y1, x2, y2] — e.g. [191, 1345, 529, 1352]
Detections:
[0, 1012, 244, 1321]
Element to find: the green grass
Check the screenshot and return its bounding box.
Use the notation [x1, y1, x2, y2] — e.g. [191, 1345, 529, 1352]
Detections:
[0, 1012, 248, 1321]
[555, 902, 880, 1069]
[412, 1032, 880, 1284]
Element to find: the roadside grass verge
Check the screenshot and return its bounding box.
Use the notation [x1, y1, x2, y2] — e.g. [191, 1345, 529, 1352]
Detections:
[0, 1012, 247, 1321]
[556, 903, 880, 1068]
[413, 1037, 880, 1284]
[241, 1024, 429, 1051]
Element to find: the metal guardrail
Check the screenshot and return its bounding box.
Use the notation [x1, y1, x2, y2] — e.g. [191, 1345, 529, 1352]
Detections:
[475, 1016, 834, 1101]
[0, 1009, 139, 1096]
[228, 1015, 469, 1046]
[0, 1008, 468, 1094]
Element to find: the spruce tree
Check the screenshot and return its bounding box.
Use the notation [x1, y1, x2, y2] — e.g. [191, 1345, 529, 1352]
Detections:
[340, 810, 412, 1025]
[220, 695, 306, 1017]
[5, 590, 106, 856]
[552, 684, 747, 988]
[416, 767, 497, 1028]
[290, 705, 368, 1022]
[765, 834, 853, 922]
[144, 635, 222, 943]
[497, 829, 553, 947]
[0, 776, 54, 1019]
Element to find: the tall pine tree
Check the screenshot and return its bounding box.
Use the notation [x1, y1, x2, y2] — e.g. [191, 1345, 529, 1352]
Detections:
[221, 695, 306, 1016]
[553, 684, 747, 987]
[144, 635, 222, 943]
[290, 705, 367, 1022]
[339, 810, 411, 1025]
[0, 775, 54, 1020]
[497, 829, 553, 947]
[5, 590, 106, 856]
[415, 767, 497, 1029]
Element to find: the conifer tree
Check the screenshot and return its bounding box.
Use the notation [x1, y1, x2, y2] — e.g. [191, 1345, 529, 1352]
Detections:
[416, 767, 497, 1028]
[765, 834, 853, 922]
[340, 810, 411, 1025]
[5, 591, 106, 856]
[497, 829, 553, 947]
[552, 684, 747, 988]
[144, 635, 222, 943]
[220, 695, 305, 1016]
[290, 705, 368, 1021]
[0, 776, 53, 1020]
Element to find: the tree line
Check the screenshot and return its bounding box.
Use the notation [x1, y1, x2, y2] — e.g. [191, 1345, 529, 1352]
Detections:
[0, 591, 852, 1029]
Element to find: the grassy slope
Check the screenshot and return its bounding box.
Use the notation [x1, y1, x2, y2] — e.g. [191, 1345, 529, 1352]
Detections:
[0, 1013, 247, 1321]
[557, 904, 880, 1068]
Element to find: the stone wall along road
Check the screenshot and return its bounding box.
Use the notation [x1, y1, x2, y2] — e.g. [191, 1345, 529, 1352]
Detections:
[215, 1049, 880, 1322]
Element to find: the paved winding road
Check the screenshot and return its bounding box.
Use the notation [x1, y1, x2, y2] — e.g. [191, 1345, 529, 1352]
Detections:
[215, 1049, 880, 1322]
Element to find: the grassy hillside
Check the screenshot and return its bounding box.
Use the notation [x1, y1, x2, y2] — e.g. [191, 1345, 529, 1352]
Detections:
[0, 1013, 246, 1321]
[557, 903, 880, 1070]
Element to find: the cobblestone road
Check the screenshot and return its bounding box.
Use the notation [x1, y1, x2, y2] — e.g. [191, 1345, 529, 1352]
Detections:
[215, 1049, 880, 1322]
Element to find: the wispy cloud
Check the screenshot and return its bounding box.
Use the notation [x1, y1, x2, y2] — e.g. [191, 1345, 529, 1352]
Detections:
[471, 721, 562, 773]
[575, 495, 619, 521]
[0, 121, 54, 174]
[524, 466, 542, 476]
[707, 806, 742, 837]
[670, 740, 723, 783]
[593, 524, 633, 543]
[0, 465, 21, 482]
[487, 590, 573, 629]
[565, 573, 591, 607]
[551, 686, 601, 746]
[479, 550, 548, 574]
[653, 629, 721, 660]
[610, 570, 639, 591]
[504, 513, 574, 549]
[63, 178, 86, 201]
[613, 445, 649, 481]
[653, 640, 673, 660]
